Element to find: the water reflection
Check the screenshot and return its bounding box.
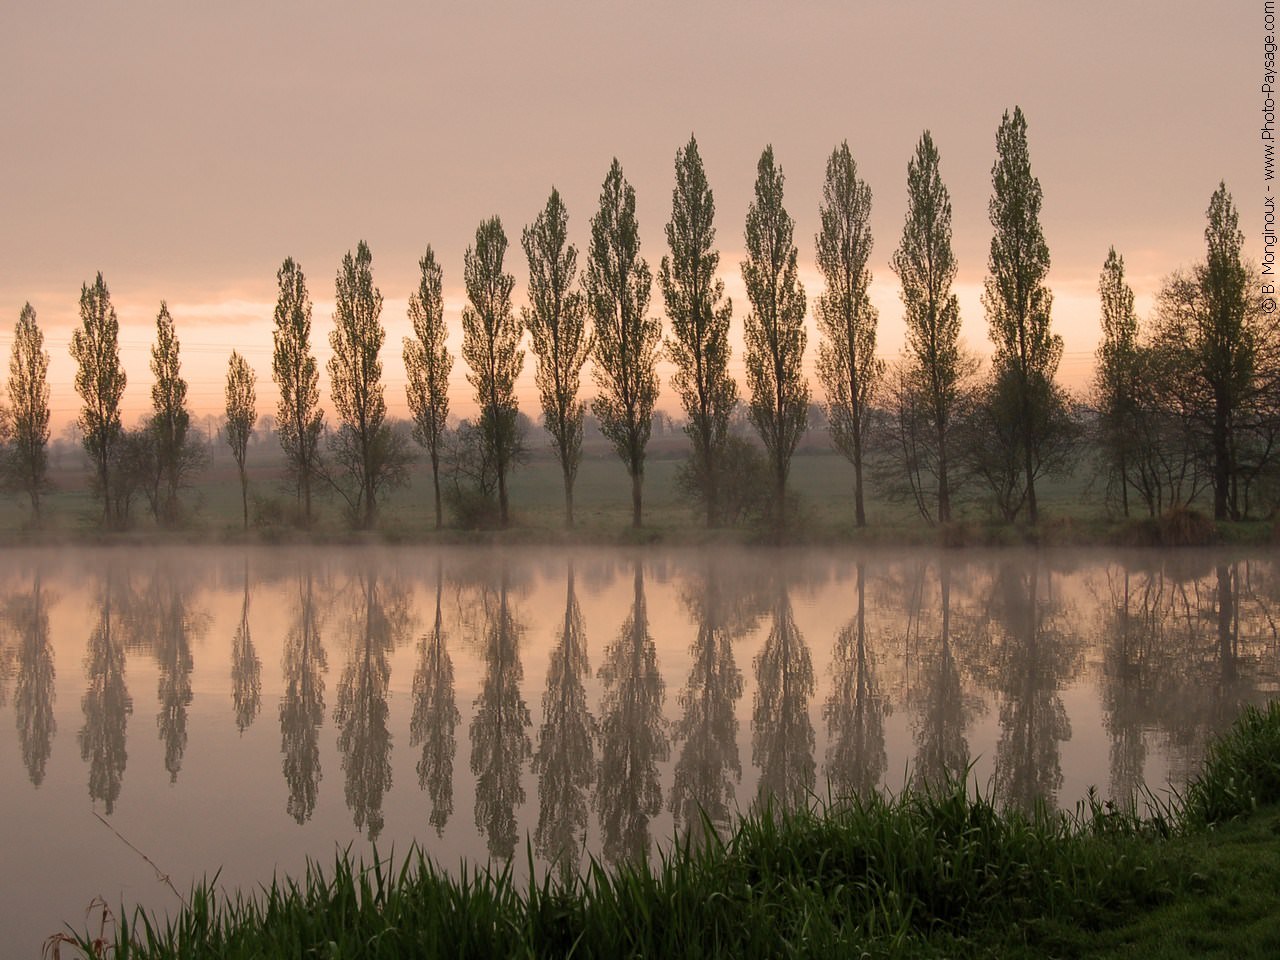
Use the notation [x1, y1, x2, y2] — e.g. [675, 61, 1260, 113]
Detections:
[5, 546, 1278, 900]
[595, 561, 668, 866]
[130, 568, 207, 782]
[411, 564, 458, 836]
[752, 578, 815, 809]
[671, 563, 747, 840]
[10, 572, 55, 786]
[280, 571, 327, 824]
[989, 561, 1078, 812]
[533, 563, 596, 878]
[825, 561, 889, 798]
[333, 570, 408, 841]
[79, 575, 132, 813]
[232, 562, 262, 734]
[908, 564, 981, 789]
[470, 568, 532, 860]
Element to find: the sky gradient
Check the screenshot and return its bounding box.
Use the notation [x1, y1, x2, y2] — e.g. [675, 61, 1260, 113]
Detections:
[0, 1, 1258, 429]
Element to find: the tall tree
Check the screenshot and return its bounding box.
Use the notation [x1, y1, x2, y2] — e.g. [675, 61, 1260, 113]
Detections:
[149, 302, 197, 524]
[522, 189, 592, 527]
[224, 351, 257, 530]
[327, 241, 412, 529]
[743, 145, 809, 527]
[4, 304, 51, 523]
[462, 217, 524, 528]
[70, 273, 126, 526]
[891, 131, 968, 523]
[660, 135, 736, 527]
[816, 142, 883, 527]
[1093, 247, 1140, 517]
[272, 258, 324, 525]
[982, 106, 1062, 524]
[1152, 185, 1280, 520]
[403, 246, 453, 530]
[587, 159, 661, 528]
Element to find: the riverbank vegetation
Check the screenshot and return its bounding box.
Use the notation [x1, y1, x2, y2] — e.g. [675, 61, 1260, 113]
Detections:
[56, 701, 1280, 958]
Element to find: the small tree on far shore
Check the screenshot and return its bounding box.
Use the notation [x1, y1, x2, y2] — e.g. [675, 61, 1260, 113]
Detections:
[225, 351, 257, 530]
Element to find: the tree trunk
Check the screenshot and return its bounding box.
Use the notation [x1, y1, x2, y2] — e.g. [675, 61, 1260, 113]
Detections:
[1213, 394, 1230, 521]
[563, 466, 575, 528]
[853, 434, 866, 527]
[431, 453, 442, 531]
[631, 467, 642, 528]
[240, 463, 249, 530]
[498, 465, 509, 528]
[1024, 441, 1038, 525]
[937, 437, 951, 524]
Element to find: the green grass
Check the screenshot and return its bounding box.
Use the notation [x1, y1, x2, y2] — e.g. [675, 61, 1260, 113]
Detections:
[4, 448, 1275, 548]
[61, 702, 1280, 959]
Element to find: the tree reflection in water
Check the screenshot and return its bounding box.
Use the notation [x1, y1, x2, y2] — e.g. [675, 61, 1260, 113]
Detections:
[10, 571, 55, 787]
[989, 559, 1078, 813]
[752, 577, 814, 810]
[411, 562, 458, 836]
[280, 570, 327, 824]
[333, 570, 408, 841]
[130, 567, 206, 783]
[534, 563, 596, 879]
[470, 567, 532, 861]
[671, 563, 746, 841]
[824, 561, 888, 798]
[909, 563, 982, 791]
[231, 561, 262, 734]
[596, 561, 668, 866]
[79, 574, 132, 814]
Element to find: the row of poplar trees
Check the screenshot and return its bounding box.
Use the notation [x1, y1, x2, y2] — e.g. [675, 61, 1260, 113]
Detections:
[5, 106, 1271, 531]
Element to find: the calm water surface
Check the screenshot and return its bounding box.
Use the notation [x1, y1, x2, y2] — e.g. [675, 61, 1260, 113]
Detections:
[1, 546, 1276, 952]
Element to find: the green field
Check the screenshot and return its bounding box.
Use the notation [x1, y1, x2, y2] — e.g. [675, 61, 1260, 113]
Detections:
[4, 441, 1273, 548]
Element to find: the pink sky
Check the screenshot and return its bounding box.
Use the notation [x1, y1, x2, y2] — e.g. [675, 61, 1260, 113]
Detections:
[0, 1, 1258, 428]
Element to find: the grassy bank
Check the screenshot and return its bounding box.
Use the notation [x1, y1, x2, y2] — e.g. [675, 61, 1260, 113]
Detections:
[59, 702, 1280, 959]
[5, 451, 1278, 549]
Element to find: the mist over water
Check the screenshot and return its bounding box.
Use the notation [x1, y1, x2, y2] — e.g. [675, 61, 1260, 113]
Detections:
[1, 546, 1276, 952]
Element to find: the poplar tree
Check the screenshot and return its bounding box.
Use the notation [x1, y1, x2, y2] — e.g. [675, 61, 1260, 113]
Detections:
[149, 301, 195, 524]
[327, 240, 411, 529]
[587, 159, 661, 528]
[272, 258, 323, 525]
[742, 145, 809, 526]
[982, 106, 1062, 525]
[660, 135, 736, 527]
[816, 142, 883, 527]
[891, 131, 969, 523]
[70, 273, 126, 526]
[224, 351, 257, 530]
[1093, 247, 1140, 517]
[403, 246, 453, 530]
[462, 216, 523, 528]
[4, 304, 51, 523]
[522, 188, 592, 527]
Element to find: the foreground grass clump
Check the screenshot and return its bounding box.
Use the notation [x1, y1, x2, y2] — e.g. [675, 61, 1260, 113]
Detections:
[72, 703, 1280, 959]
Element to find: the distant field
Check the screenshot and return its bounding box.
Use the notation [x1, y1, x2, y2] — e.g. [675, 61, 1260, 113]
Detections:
[0, 436, 1126, 543]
